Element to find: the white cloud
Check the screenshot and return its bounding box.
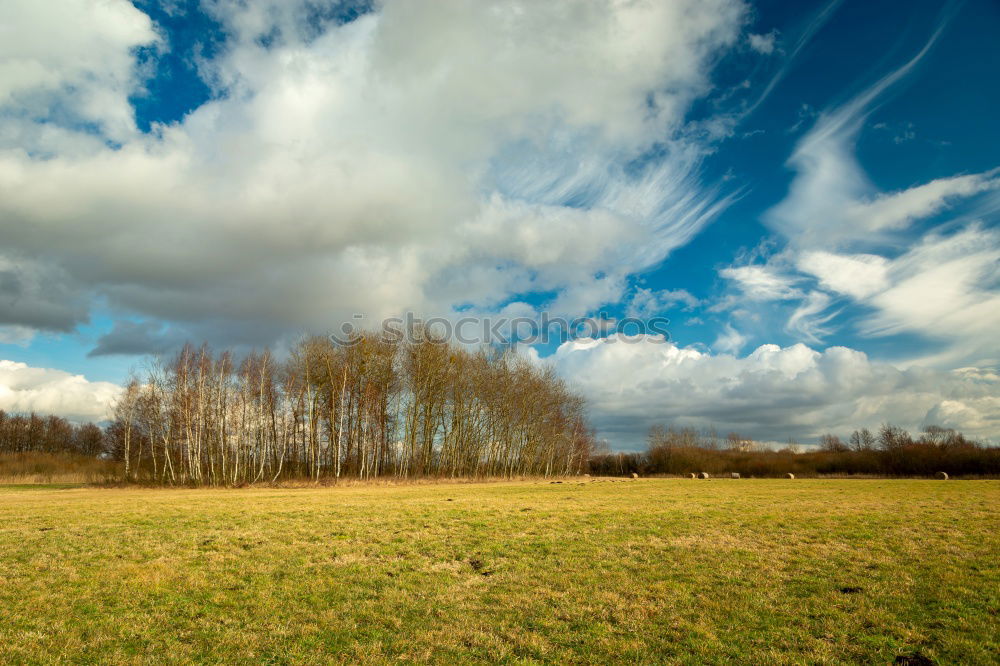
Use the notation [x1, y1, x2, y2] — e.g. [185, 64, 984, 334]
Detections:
[797, 251, 889, 299]
[627, 287, 700, 319]
[551, 335, 1000, 448]
[0, 0, 747, 350]
[0, 360, 121, 423]
[713, 323, 747, 354]
[763, 28, 975, 249]
[862, 224, 1000, 364]
[847, 172, 999, 234]
[0, 326, 35, 345]
[785, 290, 837, 343]
[718, 264, 802, 301]
[0, 0, 157, 149]
[785, 225, 1000, 363]
[748, 31, 777, 55]
[715, 27, 1000, 364]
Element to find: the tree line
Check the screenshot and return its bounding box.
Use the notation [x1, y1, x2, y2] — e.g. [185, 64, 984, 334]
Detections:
[0, 411, 105, 457]
[588, 423, 1000, 477]
[106, 332, 594, 485]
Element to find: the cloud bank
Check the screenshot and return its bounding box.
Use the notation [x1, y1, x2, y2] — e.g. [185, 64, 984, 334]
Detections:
[550, 336, 1000, 448]
[0, 0, 747, 351]
[0, 360, 121, 423]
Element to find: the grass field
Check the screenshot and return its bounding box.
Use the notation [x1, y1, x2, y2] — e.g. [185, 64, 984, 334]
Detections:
[1, 479, 997, 664]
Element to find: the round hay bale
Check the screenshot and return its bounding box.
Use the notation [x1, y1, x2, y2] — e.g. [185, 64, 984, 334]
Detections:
[731, 472, 740, 479]
[785, 472, 795, 479]
[688, 472, 697, 479]
[698, 472, 710, 479]
[935, 471, 949, 480]
[583, 473, 590, 477]
[631, 472, 639, 479]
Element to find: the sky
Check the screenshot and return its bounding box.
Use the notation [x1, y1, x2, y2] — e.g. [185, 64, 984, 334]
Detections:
[1, 0, 998, 448]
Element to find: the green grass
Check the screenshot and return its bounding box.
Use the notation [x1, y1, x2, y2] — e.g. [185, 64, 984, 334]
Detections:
[0, 482, 87, 491]
[1, 479, 997, 664]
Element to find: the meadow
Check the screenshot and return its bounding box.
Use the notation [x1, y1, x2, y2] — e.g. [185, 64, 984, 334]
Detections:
[1, 479, 997, 664]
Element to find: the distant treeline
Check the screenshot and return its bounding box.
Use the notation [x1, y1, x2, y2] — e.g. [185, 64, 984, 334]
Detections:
[0, 411, 105, 457]
[107, 333, 593, 485]
[589, 424, 1000, 478]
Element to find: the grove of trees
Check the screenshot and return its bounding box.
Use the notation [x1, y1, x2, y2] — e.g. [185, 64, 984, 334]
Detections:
[105, 332, 594, 485]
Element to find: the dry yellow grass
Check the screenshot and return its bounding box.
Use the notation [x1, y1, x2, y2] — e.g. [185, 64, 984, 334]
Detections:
[0, 452, 117, 485]
[0, 479, 997, 664]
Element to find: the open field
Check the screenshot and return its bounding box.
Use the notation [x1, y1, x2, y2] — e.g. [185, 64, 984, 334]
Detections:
[1, 480, 997, 664]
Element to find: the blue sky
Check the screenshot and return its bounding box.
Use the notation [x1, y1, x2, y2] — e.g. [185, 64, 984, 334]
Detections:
[1, 0, 998, 446]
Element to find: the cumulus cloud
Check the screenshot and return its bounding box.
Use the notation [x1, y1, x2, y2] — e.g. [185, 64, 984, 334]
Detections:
[0, 360, 121, 423]
[0, 0, 747, 354]
[551, 335, 1000, 448]
[0, 0, 157, 150]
